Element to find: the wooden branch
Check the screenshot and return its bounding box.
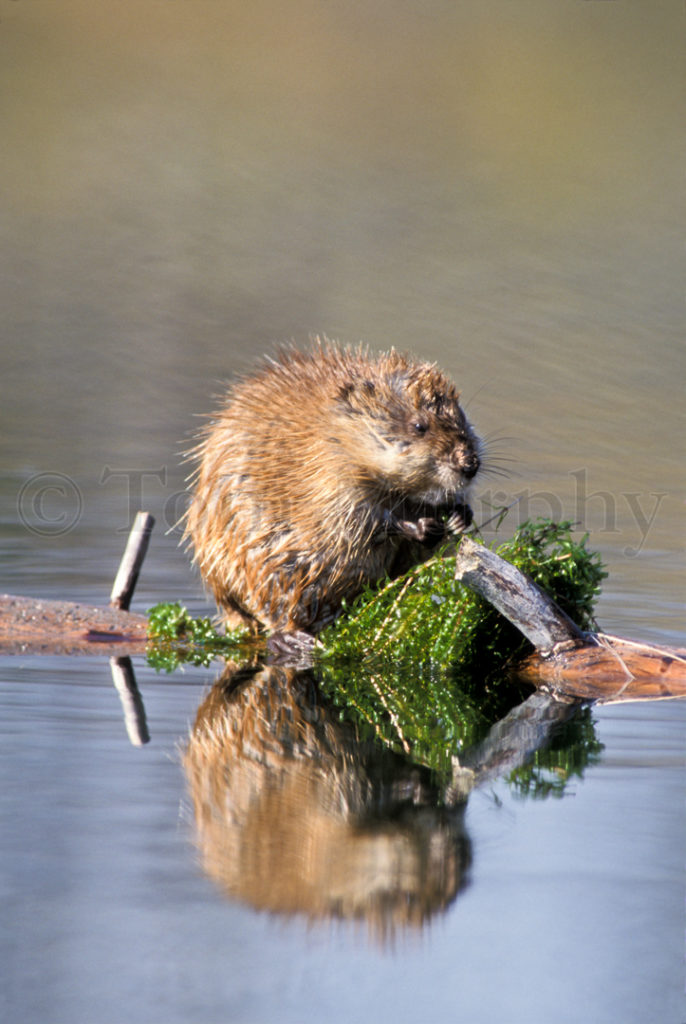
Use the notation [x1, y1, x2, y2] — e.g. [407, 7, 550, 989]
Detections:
[454, 536, 584, 653]
[454, 536, 686, 703]
[516, 634, 686, 703]
[110, 511, 155, 610]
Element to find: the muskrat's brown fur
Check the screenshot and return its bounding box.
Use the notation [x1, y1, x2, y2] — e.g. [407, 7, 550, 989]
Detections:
[185, 339, 481, 635]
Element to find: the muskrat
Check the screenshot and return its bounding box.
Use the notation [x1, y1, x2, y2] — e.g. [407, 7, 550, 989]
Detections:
[184, 338, 481, 637]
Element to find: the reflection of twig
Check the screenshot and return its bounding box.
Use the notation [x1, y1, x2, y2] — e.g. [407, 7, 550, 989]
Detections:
[110, 655, 150, 746]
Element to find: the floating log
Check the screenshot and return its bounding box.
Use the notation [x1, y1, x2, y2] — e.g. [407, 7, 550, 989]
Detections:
[516, 634, 686, 703]
[0, 512, 153, 656]
[3, 516, 685, 711]
[454, 535, 686, 703]
[0, 593, 149, 656]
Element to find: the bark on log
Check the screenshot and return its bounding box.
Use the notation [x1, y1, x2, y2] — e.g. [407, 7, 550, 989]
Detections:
[455, 535, 686, 703]
[0, 512, 155, 655]
[516, 635, 686, 703]
[0, 593, 149, 656]
[454, 536, 584, 652]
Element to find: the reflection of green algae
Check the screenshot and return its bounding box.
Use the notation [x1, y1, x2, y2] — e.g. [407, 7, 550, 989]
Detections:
[316, 519, 606, 780]
[315, 656, 605, 794]
[315, 658, 605, 796]
[316, 655, 526, 777]
[507, 708, 604, 799]
[148, 521, 606, 795]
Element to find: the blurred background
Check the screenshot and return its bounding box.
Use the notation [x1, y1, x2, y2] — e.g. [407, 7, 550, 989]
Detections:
[1, 5, 685, 1024]
[1, 0, 683, 637]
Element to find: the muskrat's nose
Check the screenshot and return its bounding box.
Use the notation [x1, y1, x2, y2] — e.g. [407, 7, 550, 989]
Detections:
[460, 451, 480, 480]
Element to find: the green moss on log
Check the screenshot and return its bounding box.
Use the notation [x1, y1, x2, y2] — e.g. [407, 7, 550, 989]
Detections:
[319, 518, 606, 672]
[314, 519, 606, 773]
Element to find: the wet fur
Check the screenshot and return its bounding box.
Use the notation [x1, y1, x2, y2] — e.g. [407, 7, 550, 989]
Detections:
[185, 339, 481, 633]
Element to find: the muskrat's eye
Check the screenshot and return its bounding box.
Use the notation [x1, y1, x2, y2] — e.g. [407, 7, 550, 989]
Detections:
[412, 421, 429, 436]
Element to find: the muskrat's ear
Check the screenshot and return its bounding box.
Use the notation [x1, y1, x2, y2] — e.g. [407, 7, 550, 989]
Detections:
[337, 381, 359, 415]
[337, 379, 376, 415]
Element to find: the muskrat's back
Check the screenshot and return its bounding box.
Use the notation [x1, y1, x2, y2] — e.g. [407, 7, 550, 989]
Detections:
[185, 339, 481, 635]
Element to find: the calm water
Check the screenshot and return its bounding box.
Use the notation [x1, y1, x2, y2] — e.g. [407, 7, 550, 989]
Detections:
[1, 2, 684, 1022]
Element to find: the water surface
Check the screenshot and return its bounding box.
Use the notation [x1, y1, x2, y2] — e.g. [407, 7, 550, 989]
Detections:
[1, 2, 684, 1021]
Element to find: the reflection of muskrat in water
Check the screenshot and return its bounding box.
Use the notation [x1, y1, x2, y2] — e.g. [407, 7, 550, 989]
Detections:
[185, 339, 481, 636]
[183, 662, 471, 935]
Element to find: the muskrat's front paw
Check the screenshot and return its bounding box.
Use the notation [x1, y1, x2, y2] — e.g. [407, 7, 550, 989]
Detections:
[445, 502, 474, 535]
[397, 516, 446, 545]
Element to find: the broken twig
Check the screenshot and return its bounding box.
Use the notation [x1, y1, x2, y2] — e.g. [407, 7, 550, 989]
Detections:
[110, 511, 155, 610]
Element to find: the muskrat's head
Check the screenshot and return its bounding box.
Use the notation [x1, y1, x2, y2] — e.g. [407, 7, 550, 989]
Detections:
[336, 351, 481, 507]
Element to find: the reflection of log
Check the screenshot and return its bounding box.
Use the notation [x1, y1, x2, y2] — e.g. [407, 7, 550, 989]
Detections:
[455, 536, 686, 703]
[447, 690, 579, 802]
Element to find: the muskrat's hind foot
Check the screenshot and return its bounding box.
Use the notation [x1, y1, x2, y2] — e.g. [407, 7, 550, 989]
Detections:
[266, 629, 317, 665]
